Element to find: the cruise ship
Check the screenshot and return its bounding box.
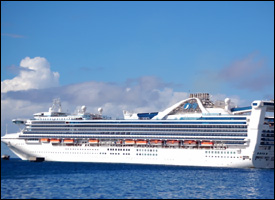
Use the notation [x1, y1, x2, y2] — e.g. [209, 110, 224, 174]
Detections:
[1, 93, 274, 168]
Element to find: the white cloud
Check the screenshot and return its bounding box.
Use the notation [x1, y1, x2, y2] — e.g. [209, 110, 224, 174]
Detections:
[1, 57, 59, 93]
[1, 98, 47, 121]
[219, 52, 274, 91]
[193, 52, 274, 93]
[1, 98, 48, 134]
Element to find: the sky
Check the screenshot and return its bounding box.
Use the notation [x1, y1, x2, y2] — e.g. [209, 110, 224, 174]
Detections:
[1, 1, 274, 156]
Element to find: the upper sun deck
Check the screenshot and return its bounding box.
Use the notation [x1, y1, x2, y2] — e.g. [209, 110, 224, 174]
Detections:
[123, 93, 274, 120]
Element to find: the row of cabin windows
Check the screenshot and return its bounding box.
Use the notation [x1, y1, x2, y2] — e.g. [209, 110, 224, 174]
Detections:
[205, 151, 236, 154]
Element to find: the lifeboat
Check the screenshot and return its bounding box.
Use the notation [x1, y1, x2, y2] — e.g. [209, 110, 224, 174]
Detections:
[136, 140, 147, 145]
[183, 140, 197, 146]
[166, 140, 179, 146]
[201, 141, 214, 146]
[124, 140, 135, 145]
[63, 139, 74, 144]
[40, 138, 49, 143]
[150, 140, 163, 146]
[50, 139, 61, 143]
[89, 139, 99, 144]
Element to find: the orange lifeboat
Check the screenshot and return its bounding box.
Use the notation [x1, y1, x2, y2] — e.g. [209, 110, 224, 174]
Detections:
[150, 140, 162, 146]
[166, 140, 179, 146]
[124, 140, 135, 145]
[183, 140, 197, 146]
[136, 140, 147, 145]
[40, 138, 49, 143]
[50, 139, 61, 143]
[201, 141, 214, 146]
[89, 139, 99, 144]
[63, 139, 74, 144]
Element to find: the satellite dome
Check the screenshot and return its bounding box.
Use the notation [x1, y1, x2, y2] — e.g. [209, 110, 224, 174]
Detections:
[81, 106, 86, 113]
[225, 98, 231, 105]
[98, 107, 103, 114]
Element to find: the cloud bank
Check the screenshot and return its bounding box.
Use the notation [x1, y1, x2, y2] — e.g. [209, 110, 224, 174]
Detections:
[194, 52, 274, 93]
[1, 57, 59, 93]
[219, 52, 274, 91]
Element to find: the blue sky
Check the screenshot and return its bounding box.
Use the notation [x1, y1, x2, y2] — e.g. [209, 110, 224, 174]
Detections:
[1, 2, 274, 155]
[2, 2, 274, 86]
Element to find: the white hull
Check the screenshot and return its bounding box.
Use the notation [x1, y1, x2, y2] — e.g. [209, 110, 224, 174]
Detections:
[4, 137, 273, 169]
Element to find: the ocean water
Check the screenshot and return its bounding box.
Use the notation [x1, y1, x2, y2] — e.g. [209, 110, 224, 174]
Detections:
[1, 159, 274, 199]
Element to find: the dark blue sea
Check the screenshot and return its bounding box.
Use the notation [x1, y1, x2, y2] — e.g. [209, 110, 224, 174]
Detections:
[1, 159, 274, 199]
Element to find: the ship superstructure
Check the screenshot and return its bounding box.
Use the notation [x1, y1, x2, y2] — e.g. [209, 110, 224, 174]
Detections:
[1, 94, 274, 168]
